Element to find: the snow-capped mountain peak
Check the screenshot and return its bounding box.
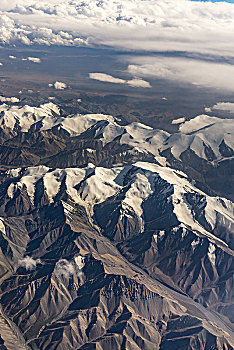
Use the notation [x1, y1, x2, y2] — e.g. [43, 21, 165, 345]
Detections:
[0, 103, 233, 164]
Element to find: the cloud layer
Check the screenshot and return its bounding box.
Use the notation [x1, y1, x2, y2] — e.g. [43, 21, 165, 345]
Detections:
[126, 56, 234, 91]
[0, 0, 233, 56]
[1, 0, 234, 91]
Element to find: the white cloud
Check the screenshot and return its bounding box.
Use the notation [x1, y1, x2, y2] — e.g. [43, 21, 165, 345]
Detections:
[0, 5, 87, 47]
[89, 73, 126, 84]
[0, 1, 234, 90]
[126, 78, 151, 88]
[206, 102, 234, 114]
[18, 256, 41, 270]
[0, 96, 20, 103]
[55, 259, 75, 278]
[54, 81, 67, 90]
[55, 258, 84, 279]
[89, 73, 151, 88]
[0, 0, 233, 56]
[27, 57, 41, 63]
[126, 56, 234, 92]
[49, 81, 67, 90]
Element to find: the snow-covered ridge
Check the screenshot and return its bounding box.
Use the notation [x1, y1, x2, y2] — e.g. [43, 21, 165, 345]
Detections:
[4, 162, 234, 252]
[165, 115, 234, 161]
[0, 102, 115, 135]
[0, 102, 233, 163]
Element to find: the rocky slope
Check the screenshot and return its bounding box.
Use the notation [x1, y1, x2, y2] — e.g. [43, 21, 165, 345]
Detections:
[0, 102, 233, 349]
[0, 102, 233, 200]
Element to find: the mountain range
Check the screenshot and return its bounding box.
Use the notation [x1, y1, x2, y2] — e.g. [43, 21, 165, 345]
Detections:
[0, 102, 233, 349]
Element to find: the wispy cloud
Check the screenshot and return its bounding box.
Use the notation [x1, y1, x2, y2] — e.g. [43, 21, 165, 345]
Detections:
[55, 258, 84, 279]
[89, 73, 151, 88]
[55, 259, 75, 278]
[18, 256, 41, 270]
[127, 56, 234, 91]
[89, 73, 126, 84]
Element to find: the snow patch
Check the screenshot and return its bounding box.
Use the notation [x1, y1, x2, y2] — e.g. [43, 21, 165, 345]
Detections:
[7, 183, 19, 199]
[43, 169, 66, 202]
[86, 148, 96, 153]
[208, 243, 216, 265]
[75, 255, 85, 270]
[19, 166, 49, 200]
[6, 168, 21, 177]
[153, 231, 165, 243]
[172, 117, 185, 125]
[191, 239, 200, 250]
[0, 218, 6, 235]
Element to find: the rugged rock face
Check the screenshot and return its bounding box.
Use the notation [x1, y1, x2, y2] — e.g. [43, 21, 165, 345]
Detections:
[0, 102, 233, 349]
[0, 103, 233, 199]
